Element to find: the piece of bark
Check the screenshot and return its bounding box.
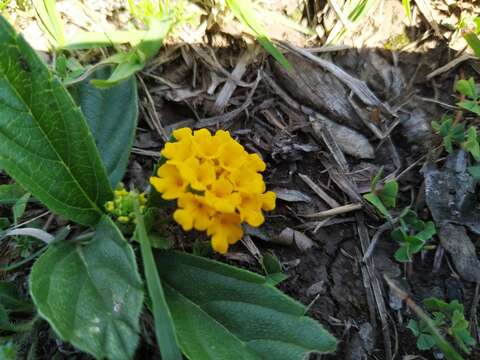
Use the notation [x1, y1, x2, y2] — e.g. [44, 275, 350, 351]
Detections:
[272, 54, 364, 130]
[311, 116, 374, 159]
[438, 223, 480, 283]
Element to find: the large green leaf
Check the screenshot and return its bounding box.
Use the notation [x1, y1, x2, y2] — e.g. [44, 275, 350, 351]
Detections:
[70, 67, 138, 187]
[0, 16, 112, 226]
[30, 216, 144, 359]
[156, 251, 337, 360]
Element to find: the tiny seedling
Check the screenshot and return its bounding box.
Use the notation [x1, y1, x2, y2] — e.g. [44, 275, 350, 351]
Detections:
[431, 116, 465, 154]
[408, 298, 476, 355]
[261, 252, 288, 286]
[455, 78, 480, 116]
[460, 16, 480, 58]
[363, 169, 398, 218]
[391, 209, 436, 262]
[462, 126, 480, 161]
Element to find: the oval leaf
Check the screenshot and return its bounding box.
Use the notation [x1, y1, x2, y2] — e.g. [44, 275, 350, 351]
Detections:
[0, 16, 112, 226]
[156, 251, 337, 360]
[30, 216, 144, 360]
[70, 67, 138, 187]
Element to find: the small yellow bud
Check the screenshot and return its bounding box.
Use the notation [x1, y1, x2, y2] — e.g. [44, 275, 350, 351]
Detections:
[105, 201, 115, 212]
[117, 216, 130, 223]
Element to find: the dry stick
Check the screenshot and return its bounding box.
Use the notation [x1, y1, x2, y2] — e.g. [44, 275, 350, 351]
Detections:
[131, 147, 161, 158]
[362, 221, 395, 262]
[138, 76, 169, 141]
[300, 203, 362, 219]
[212, 47, 256, 115]
[241, 235, 262, 262]
[298, 173, 340, 209]
[326, 0, 353, 31]
[309, 115, 349, 172]
[196, 71, 262, 128]
[384, 275, 463, 360]
[427, 53, 476, 80]
[355, 247, 381, 335]
[357, 215, 393, 360]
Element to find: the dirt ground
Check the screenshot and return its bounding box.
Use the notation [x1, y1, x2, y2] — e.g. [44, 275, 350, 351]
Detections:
[3, 0, 480, 359]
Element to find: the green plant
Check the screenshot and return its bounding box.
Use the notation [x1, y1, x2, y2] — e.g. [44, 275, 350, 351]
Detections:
[431, 110, 480, 180]
[391, 209, 436, 262]
[32, 0, 65, 48]
[37, 0, 292, 88]
[459, 16, 480, 58]
[455, 77, 480, 116]
[0, 15, 337, 359]
[224, 0, 291, 71]
[431, 116, 465, 154]
[408, 298, 475, 356]
[363, 169, 398, 218]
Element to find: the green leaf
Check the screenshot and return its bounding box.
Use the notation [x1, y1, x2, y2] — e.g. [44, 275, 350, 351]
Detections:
[424, 297, 450, 311]
[13, 192, 30, 225]
[431, 117, 465, 153]
[0, 281, 33, 312]
[225, 0, 292, 71]
[394, 244, 411, 262]
[468, 165, 480, 180]
[69, 67, 138, 187]
[156, 251, 337, 360]
[0, 16, 113, 226]
[400, 209, 423, 231]
[0, 184, 26, 205]
[462, 127, 480, 161]
[363, 193, 390, 218]
[415, 221, 436, 242]
[369, 168, 383, 192]
[464, 31, 480, 58]
[90, 54, 145, 89]
[30, 216, 144, 360]
[407, 319, 420, 336]
[417, 333, 436, 350]
[261, 252, 288, 286]
[455, 78, 477, 99]
[90, 18, 174, 88]
[458, 100, 480, 116]
[134, 201, 182, 360]
[63, 30, 152, 50]
[379, 180, 398, 208]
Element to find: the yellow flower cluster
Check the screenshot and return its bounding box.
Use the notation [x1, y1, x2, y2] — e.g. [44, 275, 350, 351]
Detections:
[105, 186, 147, 224]
[150, 128, 276, 254]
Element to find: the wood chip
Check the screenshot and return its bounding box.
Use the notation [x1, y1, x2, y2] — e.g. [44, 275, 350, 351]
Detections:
[298, 173, 340, 208]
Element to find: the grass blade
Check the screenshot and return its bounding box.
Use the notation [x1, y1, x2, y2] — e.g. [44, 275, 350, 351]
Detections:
[464, 32, 480, 58]
[32, 0, 65, 47]
[225, 0, 292, 71]
[402, 0, 412, 24]
[134, 201, 182, 360]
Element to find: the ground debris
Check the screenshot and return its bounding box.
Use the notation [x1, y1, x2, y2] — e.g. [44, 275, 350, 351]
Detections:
[438, 223, 480, 283]
[424, 150, 480, 234]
